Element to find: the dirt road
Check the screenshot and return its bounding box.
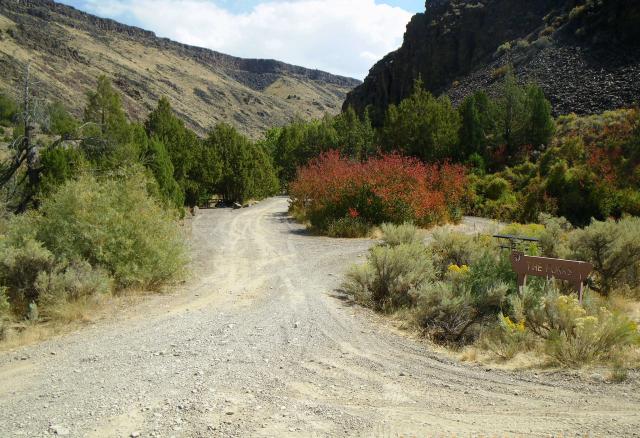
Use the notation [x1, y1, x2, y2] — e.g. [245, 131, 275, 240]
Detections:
[1, 197, 638, 437]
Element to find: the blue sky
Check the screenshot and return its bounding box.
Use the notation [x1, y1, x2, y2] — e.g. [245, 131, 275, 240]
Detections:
[59, 0, 425, 14]
[56, 0, 425, 78]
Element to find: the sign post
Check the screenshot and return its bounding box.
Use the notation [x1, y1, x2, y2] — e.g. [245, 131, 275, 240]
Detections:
[509, 251, 594, 302]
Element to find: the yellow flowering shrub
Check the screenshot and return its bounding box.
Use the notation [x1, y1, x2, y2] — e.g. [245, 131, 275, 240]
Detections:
[543, 294, 640, 366]
[481, 313, 532, 360]
[447, 264, 470, 275]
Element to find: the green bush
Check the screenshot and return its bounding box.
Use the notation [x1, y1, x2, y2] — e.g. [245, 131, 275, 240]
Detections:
[569, 217, 640, 295]
[430, 231, 487, 277]
[484, 176, 511, 201]
[380, 223, 421, 247]
[38, 146, 87, 196]
[0, 237, 56, 316]
[540, 292, 639, 366]
[480, 314, 534, 359]
[35, 260, 112, 312]
[413, 280, 508, 344]
[343, 242, 435, 312]
[0, 287, 10, 339]
[47, 101, 79, 138]
[36, 171, 186, 288]
[0, 92, 17, 124]
[326, 217, 370, 238]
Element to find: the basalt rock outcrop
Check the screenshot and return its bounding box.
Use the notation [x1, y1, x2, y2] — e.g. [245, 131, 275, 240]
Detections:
[344, 0, 640, 123]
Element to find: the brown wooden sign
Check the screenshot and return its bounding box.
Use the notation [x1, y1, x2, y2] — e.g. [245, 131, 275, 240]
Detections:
[510, 251, 593, 301]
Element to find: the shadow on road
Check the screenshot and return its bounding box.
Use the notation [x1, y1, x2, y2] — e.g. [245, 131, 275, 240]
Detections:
[327, 291, 357, 308]
[269, 211, 313, 236]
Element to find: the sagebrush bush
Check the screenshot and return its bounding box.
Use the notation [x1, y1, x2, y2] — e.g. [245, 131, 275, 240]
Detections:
[569, 217, 640, 295]
[430, 231, 487, 277]
[380, 223, 421, 247]
[481, 314, 535, 360]
[343, 263, 375, 307]
[0, 288, 10, 339]
[343, 213, 640, 367]
[35, 260, 112, 313]
[413, 280, 508, 344]
[538, 213, 572, 258]
[36, 171, 187, 288]
[505, 286, 640, 366]
[0, 237, 56, 316]
[343, 242, 435, 312]
[542, 294, 639, 367]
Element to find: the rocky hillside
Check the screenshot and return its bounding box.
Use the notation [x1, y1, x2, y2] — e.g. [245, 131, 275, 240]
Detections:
[345, 0, 640, 122]
[0, 0, 360, 138]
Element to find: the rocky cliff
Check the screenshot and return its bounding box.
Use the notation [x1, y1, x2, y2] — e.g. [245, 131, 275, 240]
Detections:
[0, 0, 361, 137]
[344, 0, 640, 122]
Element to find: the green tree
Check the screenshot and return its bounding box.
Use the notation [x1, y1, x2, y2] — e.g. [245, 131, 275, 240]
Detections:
[380, 79, 460, 162]
[205, 124, 278, 204]
[458, 91, 498, 161]
[83, 76, 130, 143]
[143, 136, 185, 209]
[0, 92, 17, 125]
[46, 101, 78, 139]
[497, 73, 527, 157]
[271, 121, 310, 185]
[206, 124, 253, 204]
[524, 85, 555, 148]
[81, 76, 132, 166]
[145, 97, 201, 205]
[333, 107, 375, 160]
[38, 146, 87, 196]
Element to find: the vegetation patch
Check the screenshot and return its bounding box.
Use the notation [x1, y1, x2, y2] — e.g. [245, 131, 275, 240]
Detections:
[289, 151, 467, 236]
[343, 221, 640, 369]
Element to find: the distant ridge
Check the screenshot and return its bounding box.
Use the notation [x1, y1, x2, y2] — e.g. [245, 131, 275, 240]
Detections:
[0, 0, 361, 137]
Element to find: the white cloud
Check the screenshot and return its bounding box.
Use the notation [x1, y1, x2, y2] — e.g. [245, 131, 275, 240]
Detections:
[76, 0, 412, 79]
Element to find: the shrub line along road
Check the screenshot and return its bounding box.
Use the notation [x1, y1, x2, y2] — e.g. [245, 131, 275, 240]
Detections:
[0, 197, 638, 437]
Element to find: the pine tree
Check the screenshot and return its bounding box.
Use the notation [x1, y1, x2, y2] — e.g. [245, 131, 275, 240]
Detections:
[458, 91, 498, 161]
[525, 85, 555, 148]
[84, 76, 129, 144]
[380, 78, 460, 162]
[498, 72, 527, 157]
[145, 97, 201, 206]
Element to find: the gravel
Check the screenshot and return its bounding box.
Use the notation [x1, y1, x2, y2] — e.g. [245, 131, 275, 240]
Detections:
[0, 197, 638, 437]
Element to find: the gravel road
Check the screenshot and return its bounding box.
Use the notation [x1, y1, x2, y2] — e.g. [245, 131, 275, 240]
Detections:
[1, 197, 639, 437]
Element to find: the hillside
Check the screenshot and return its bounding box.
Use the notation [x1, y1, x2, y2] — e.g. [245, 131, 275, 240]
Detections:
[0, 0, 360, 138]
[344, 0, 640, 123]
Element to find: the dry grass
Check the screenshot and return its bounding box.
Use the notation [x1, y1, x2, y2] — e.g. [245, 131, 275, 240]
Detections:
[0, 287, 163, 352]
[609, 294, 640, 322]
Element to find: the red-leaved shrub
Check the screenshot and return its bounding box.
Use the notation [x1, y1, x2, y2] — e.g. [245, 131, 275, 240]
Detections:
[289, 151, 467, 233]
